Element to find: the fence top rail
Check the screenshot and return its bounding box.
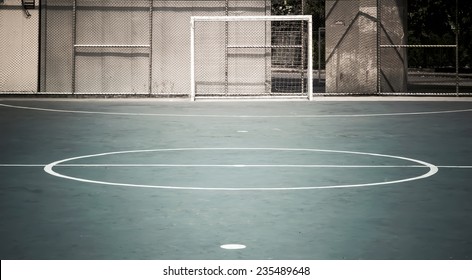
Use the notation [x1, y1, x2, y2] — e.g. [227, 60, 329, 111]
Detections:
[380, 44, 457, 48]
[226, 45, 303, 49]
[191, 15, 312, 22]
[74, 44, 151, 48]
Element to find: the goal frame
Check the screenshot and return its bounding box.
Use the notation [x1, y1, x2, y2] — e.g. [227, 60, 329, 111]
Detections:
[190, 15, 313, 101]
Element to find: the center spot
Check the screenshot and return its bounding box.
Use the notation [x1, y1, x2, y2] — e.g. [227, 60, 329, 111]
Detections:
[221, 244, 246, 250]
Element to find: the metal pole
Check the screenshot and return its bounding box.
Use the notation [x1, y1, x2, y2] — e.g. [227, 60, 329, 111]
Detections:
[148, 0, 153, 95]
[300, 0, 306, 95]
[376, 0, 381, 94]
[37, 0, 42, 93]
[307, 17, 313, 100]
[318, 28, 321, 85]
[72, 0, 77, 94]
[265, 0, 271, 94]
[225, 0, 229, 96]
[301, 22, 306, 95]
[190, 18, 195, 101]
[455, 0, 459, 95]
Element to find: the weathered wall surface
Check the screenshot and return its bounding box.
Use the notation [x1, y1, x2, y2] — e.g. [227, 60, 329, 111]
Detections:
[325, 0, 407, 93]
[0, 0, 39, 92]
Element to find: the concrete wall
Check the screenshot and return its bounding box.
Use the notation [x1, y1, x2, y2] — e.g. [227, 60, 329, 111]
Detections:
[0, 0, 39, 92]
[325, 0, 407, 93]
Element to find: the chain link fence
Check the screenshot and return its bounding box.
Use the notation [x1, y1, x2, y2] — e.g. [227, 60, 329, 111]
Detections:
[378, 0, 471, 95]
[153, 0, 227, 96]
[1, 0, 470, 96]
[325, 0, 378, 94]
[73, 0, 152, 94]
[322, 0, 470, 96]
[192, 16, 311, 99]
[0, 0, 39, 93]
[41, 0, 276, 96]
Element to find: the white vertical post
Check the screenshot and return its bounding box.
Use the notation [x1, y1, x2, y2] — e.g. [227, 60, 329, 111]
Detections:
[190, 17, 196, 101]
[307, 17, 313, 100]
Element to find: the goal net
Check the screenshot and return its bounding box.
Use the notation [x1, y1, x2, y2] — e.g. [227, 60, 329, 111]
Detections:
[191, 15, 313, 100]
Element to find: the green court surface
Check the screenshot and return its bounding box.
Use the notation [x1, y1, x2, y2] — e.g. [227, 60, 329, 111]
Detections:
[0, 98, 471, 259]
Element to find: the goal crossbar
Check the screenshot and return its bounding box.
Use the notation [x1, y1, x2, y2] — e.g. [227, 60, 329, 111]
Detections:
[191, 15, 313, 22]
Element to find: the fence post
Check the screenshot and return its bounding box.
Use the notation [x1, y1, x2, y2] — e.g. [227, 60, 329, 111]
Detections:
[376, 0, 381, 94]
[148, 0, 153, 96]
[72, 0, 77, 94]
[456, 0, 459, 95]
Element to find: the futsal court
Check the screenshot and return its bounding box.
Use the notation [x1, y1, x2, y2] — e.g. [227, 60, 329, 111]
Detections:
[0, 97, 471, 260]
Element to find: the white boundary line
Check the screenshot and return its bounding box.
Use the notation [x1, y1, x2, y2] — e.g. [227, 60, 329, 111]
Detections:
[1, 103, 472, 118]
[42, 148, 440, 191]
[2, 164, 470, 168]
[0, 164, 431, 168]
[2, 97, 472, 101]
[0, 164, 46, 167]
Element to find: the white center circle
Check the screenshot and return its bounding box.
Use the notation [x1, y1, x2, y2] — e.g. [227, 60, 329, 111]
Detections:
[43, 148, 438, 191]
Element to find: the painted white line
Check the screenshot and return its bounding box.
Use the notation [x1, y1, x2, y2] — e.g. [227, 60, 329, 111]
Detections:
[42, 148, 440, 191]
[0, 164, 45, 167]
[437, 166, 472, 169]
[54, 164, 429, 168]
[1, 103, 472, 118]
[220, 244, 246, 250]
[1, 163, 471, 168]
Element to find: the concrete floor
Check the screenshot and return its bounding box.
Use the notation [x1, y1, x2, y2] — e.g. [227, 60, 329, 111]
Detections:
[0, 98, 471, 259]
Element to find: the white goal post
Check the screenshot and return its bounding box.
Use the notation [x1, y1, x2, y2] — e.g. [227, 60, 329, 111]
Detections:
[191, 15, 313, 100]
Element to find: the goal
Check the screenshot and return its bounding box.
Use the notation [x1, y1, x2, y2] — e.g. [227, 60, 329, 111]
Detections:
[191, 15, 313, 100]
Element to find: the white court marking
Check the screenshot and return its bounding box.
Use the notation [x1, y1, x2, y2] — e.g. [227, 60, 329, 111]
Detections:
[1, 103, 472, 118]
[2, 164, 470, 168]
[42, 148, 439, 191]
